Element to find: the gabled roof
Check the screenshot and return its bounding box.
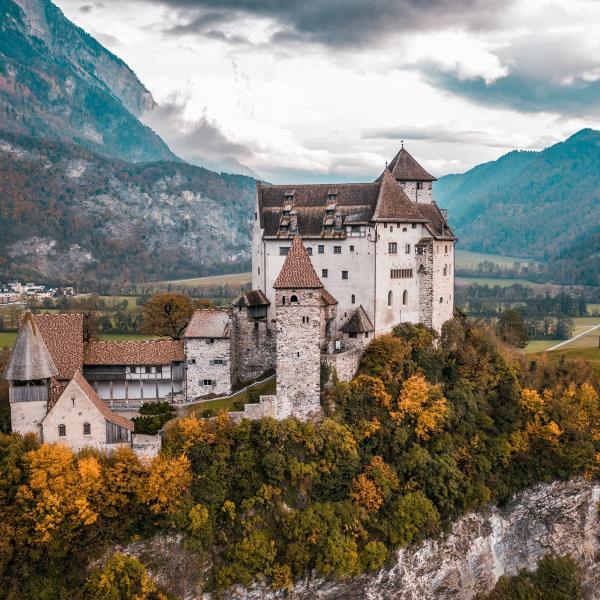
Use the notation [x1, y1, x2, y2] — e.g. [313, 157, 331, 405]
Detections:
[274, 235, 324, 289]
[4, 312, 58, 380]
[386, 147, 436, 181]
[83, 340, 185, 365]
[320, 289, 338, 306]
[418, 202, 457, 240]
[341, 306, 374, 333]
[184, 309, 231, 339]
[232, 289, 270, 308]
[57, 370, 134, 431]
[34, 313, 84, 380]
[373, 169, 429, 222]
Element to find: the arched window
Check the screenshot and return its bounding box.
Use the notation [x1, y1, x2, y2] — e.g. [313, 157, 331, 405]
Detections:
[58, 424, 66, 437]
[387, 290, 393, 306]
[439, 297, 443, 304]
[83, 422, 91, 435]
[402, 290, 408, 305]
[290, 295, 299, 304]
[443, 264, 447, 276]
[351, 294, 356, 304]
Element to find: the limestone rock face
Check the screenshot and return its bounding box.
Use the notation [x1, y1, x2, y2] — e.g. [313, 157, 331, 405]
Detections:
[118, 479, 600, 600]
[226, 479, 600, 600]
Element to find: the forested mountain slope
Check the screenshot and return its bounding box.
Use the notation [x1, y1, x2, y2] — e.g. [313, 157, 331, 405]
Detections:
[0, 0, 176, 162]
[0, 132, 255, 286]
[436, 129, 600, 285]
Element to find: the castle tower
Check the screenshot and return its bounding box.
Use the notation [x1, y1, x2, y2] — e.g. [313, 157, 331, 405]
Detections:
[3, 312, 58, 438]
[386, 146, 437, 204]
[273, 235, 325, 420]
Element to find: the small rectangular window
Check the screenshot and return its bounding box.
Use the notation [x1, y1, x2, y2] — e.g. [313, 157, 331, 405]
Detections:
[417, 182, 423, 190]
[210, 359, 225, 365]
[306, 247, 313, 256]
[405, 244, 411, 254]
[206, 338, 215, 345]
[342, 270, 348, 280]
[322, 269, 328, 278]
[83, 423, 91, 435]
[145, 366, 151, 374]
[203, 379, 215, 386]
[391, 269, 413, 279]
[318, 245, 325, 254]
[350, 245, 354, 252]
[388, 242, 397, 254]
[279, 247, 289, 256]
[412, 223, 417, 229]
[349, 332, 357, 339]
[334, 246, 341, 254]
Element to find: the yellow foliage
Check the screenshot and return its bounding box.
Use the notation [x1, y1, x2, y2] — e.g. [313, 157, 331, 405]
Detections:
[350, 473, 383, 513]
[221, 500, 236, 521]
[392, 375, 448, 440]
[520, 389, 544, 415]
[188, 503, 209, 535]
[138, 454, 191, 516]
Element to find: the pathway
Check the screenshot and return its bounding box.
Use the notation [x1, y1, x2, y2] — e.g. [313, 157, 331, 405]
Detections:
[545, 324, 600, 352]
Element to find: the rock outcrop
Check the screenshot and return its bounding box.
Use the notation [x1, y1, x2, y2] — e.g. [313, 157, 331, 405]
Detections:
[121, 479, 600, 600]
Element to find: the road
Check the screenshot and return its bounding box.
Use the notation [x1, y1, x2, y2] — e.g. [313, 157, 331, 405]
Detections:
[545, 324, 600, 352]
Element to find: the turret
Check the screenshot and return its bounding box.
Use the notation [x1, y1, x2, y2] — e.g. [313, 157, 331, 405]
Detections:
[3, 312, 58, 438]
[384, 146, 436, 204]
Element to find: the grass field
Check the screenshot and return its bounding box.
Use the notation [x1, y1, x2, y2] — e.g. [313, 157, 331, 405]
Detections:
[0, 331, 16, 348]
[186, 376, 276, 416]
[522, 340, 556, 353]
[151, 272, 252, 290]
[522, 316, 600, 354]
[455, 250, 532, 269]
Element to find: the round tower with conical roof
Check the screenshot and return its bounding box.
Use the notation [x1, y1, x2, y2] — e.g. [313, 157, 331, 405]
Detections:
[3, 312, 58, 438]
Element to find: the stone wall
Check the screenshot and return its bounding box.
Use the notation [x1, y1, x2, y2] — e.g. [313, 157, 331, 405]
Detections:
[431, 240, 455, 333]
[10, 398, 47, 439]
[323, 348, 363, 383]
[417, 239, 434, 329]
[231, 308, 275, 386]
[275, 289, 322, 420]
[185, 337, 232, 400]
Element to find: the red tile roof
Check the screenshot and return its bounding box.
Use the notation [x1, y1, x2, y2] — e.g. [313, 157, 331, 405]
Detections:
[68, 370, 134, 431]
[320, 289, 338, 306]
[83, 340, 185, 365]
[274, 235, 324, 289]
[34, 314, 84, 380]
[184, 309, 231, 338]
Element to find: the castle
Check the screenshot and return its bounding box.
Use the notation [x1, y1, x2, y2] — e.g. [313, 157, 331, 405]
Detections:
[4, 147, 456, 450]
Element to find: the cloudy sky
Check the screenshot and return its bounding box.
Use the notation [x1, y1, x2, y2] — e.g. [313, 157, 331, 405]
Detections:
[56, 0, 600, 182]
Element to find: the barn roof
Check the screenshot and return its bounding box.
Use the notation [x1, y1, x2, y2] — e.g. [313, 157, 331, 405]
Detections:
[83, 340, 185, 365]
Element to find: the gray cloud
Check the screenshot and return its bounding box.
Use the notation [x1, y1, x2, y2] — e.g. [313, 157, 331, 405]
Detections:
[421, 32, 600, 117]
[141, 100, 257, 176]
[145, 0, 507, 47]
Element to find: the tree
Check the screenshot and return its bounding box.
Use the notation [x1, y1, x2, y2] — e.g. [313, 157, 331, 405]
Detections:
[83, 553, 167, 600]
[141, 293, 193, 340]
[497, 309, 529, 348]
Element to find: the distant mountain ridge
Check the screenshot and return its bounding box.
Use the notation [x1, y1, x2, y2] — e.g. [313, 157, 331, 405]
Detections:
[435, 129, 600, 285]
[0, 0, 176, 162]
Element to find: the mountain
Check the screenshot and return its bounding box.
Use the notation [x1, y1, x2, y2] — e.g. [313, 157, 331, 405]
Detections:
[435, 129, 600, 285]
[0, 0, 176, 162]
[0, 131, 255, 286]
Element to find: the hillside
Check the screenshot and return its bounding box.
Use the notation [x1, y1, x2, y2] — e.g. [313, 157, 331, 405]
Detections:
[436, 129, 600, 285]
[0, 131, 256, 286]
[0, 0, 176, 162]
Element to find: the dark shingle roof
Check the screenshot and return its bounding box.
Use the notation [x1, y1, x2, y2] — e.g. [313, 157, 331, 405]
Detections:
[274, 235, 323, 289]
[417, 202, 457, 240]
[232, 289, 270, 308]
[373, 169, 429, 222]
[184, 309, 231, 338]
[386, 147, 436, 181]
[4, 312, 58, 380]
[340, 306, 374, 333]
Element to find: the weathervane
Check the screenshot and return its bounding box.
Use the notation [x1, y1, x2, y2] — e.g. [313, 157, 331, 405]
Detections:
[401, 139, 404, 149]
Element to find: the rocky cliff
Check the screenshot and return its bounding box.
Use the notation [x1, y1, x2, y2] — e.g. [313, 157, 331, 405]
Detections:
[0, 0, 175, 162]
[0, 132, 255, 285]
[120, 479, 600, 599]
